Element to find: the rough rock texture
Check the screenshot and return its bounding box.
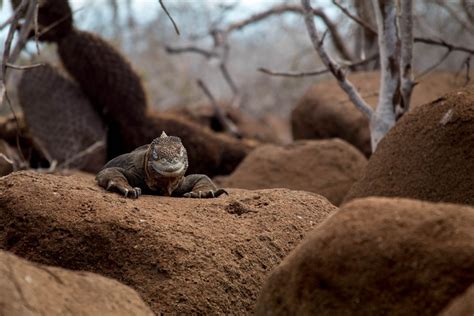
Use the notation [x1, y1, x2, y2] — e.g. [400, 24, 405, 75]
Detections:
[439, 284, 474, 316]
[0, 171, 336, 314]
[291, 71, 467, 156]
[166, 104, 289, 143]
[255, 197, 474, 316]
[18, 64, 107, 172]
[56, 29, 252, 176]
[344, 88, 474, 206]
[0, 250, 153, 316]
[216, 139, 367, 206]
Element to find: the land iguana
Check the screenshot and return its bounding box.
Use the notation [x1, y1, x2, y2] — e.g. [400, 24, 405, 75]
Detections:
[96, 132, 227, 199]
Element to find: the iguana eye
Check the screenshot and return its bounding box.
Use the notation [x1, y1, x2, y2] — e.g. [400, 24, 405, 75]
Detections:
[160, 158, 167, 164]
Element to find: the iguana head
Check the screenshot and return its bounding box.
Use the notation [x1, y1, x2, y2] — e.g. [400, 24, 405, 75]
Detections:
[144, 131, 188, 195]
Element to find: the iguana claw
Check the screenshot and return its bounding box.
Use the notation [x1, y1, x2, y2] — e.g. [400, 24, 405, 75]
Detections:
[106, 180, 141, 199]
[183, 188, 228, 198]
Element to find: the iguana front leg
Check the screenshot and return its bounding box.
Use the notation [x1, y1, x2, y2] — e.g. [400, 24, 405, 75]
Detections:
[175, 174, 228, 198]
[96, 167, 142, 199]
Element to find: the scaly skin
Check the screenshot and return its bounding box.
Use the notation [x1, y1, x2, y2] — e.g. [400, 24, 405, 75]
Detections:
[96, 132, 227, 199]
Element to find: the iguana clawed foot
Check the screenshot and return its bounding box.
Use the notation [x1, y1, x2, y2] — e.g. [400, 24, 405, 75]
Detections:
[183, 188, 228, 199]
[106, 180, 142, 199]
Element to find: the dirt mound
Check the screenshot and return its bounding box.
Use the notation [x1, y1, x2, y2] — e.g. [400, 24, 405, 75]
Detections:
[344, 88, 474, 205]
[439, 284, 474, 316]
[216, 139, 367, 206]
[0, 171, 336, 314]
[166, 104, 288, 143]
[291, 71, 467, 156]
[18, 64, 107, 172]
[0, 250, 153, 316]
[255, 197, 474, 316]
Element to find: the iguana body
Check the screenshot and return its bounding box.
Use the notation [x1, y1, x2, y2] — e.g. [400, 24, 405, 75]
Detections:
[96, 132, 226, 199]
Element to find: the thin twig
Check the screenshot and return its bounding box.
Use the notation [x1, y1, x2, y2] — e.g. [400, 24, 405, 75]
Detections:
[416, 48, 452, 79]
[414, 37, 474, 55]
[258, 67, 329, 78]
[165, 45, 218, 59]
[332, 0, 474, 56]
[222, 4, 352, 61]
[159, 0, 180, 36]
[258, 53, 379, 78]
[196, 79, 241, 138]
[10, 0, 38, 63]
[332, 0, 377, 35]
[434, 0, 474, 36]
[58, 140, 106, 169]
[6, 62, 44, 70]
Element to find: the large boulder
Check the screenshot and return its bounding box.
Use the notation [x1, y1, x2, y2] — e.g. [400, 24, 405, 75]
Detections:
[439, 284, 474, 316]
[256, 197, 474, 316]
[344, 88, 474, 206]
[0, 250, 153, 316]
[18, 64, 107, 173]
[217, 139, 367, 206]
[0, 171, 336, 314]
[291, 71, 466, 156]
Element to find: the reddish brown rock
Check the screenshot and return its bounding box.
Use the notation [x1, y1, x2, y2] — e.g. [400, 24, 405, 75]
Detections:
[344, 88, 474, 206]
[256, 197, 474, 316]
[217, 139, 367, 206]
[291, 71, 467, 156]
[166, 104, 289, 143]
[439, 284, 474, 316]
[0, 171, 336, 314]
[0, 250, 153, 316]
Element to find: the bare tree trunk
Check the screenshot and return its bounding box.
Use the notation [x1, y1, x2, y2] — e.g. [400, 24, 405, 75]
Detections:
[370, 0, 400, 150]
[354, 0, 378, 69]
[399, 0, 415, 114]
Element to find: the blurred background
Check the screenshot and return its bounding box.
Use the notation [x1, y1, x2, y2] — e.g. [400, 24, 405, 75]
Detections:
[1, 0, 473, 119]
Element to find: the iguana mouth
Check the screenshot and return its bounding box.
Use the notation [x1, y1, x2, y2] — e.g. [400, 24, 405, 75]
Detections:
[151, 162, 185, 177]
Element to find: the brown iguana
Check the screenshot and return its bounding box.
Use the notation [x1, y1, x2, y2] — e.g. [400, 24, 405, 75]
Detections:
[96, 132, 227, 199]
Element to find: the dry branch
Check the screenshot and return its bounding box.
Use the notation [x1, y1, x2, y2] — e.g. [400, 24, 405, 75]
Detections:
[58, 140, 106, 169]
[196, 79, 241, 138]
[416, 48, 452, 79]
[434, 0, 474, 35]
[370, 0, 399, 149]
[158, 0, 180, 36]
[222, 4, 352, 61]
[332, 0, 377, 35]
[258, 53, 379, 78]
[165, 45, 218, 59]
[399, 0, 415, 114]
[333, 0, 474, 57]
[301, 0, 373, 118]
[414, 37, 474, 55]
[258, 67, 329, 78]
[6, 62, 44, 70]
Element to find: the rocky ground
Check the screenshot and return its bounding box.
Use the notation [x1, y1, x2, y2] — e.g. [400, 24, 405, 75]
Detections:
[0, 171, 335, 314]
